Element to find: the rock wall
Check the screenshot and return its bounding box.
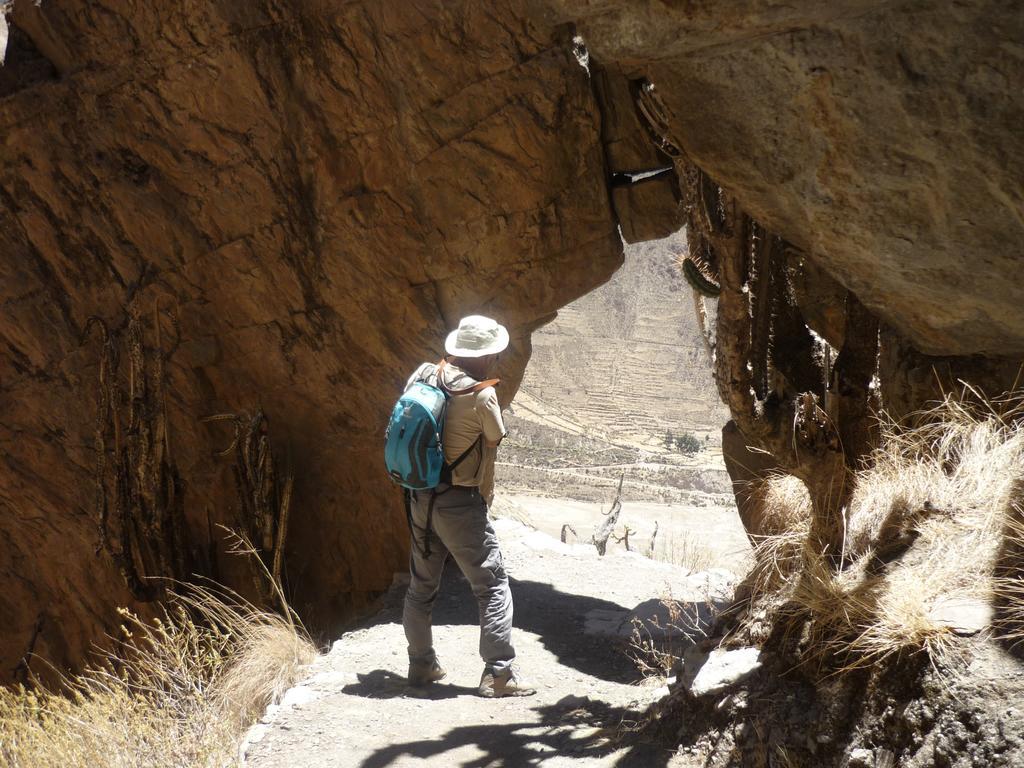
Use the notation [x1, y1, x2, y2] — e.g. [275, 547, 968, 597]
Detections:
[0, 0, 624, 680]
[4, 0, 1024, 683]
[538, 0, 1024, 548]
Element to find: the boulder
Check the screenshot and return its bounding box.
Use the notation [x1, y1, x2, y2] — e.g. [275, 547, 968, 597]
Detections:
[547, 0, 1024, 357]
[681, 646, 763, 698]
[611, 175, 683, 244]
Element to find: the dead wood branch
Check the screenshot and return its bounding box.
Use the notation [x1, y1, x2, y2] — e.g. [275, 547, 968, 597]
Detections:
[84, 305, 187, 600]
[203, 410, 294, 608]
[613, 526, 636, 551]
[692, 290, 715, 361]
[592, 474, 625, 556]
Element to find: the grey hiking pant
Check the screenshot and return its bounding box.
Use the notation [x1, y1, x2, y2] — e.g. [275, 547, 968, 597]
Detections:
[403, 486, 515, 675]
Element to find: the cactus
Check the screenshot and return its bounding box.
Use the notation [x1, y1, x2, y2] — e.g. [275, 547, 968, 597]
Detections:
[682, 252, 721, 297]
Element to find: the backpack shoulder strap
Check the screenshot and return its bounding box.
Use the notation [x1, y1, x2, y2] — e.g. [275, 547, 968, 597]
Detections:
[447, 435, 483, 474]
[437, 357, 501, 396]
[406, 361, 439, 391]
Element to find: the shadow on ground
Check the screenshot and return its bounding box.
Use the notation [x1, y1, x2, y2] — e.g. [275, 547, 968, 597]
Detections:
[342, 669, 480, 700]
[356, 694, 674, 768]
[368, 565, 646, 684]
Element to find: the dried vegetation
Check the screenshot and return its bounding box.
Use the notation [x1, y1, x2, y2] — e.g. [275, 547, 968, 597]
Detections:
[0, 584, 316, 768]
[740, 395, 1024, 673]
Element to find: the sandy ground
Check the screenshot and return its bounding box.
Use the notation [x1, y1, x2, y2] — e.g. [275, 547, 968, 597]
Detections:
[243, 497, 750, 768]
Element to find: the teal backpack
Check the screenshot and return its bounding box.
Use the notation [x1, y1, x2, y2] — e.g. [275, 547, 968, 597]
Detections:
[384, 360, 498, 556]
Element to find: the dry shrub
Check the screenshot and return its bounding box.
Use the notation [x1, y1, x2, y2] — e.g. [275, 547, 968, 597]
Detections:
[659, 531, 715, 574]
[744, 395, 1024, 671]
[628, 599, 695, 678]
[756, 473, 813, 538]
[840, 397, 1023, 666]
[745, 474, 811, 602]
[628, 585, 722, 677]
[0, 584, 316, 768]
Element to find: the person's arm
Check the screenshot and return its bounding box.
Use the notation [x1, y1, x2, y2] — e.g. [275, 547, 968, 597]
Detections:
[477, 387, 506, 447]
[476, 387, 504, 507]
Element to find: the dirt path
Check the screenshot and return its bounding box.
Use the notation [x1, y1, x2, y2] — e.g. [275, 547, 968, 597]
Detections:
[243, 503, 745, 768]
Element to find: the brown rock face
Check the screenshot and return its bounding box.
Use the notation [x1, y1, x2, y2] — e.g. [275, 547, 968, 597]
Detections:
[721, 420, 779, 542]
[547, 0, 1024, 357]
[0, 1, 622, 680]
[4, 0, 1023, 683]
[590, 61, 683, 243]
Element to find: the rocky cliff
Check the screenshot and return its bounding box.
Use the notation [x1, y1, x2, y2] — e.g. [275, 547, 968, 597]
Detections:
[537, 0, 1024, 549]
[2, 0, 1023, 686]
[0, 0, 624, 680]
[543, 0, 1024, 359]
[523, 230, 729, 446]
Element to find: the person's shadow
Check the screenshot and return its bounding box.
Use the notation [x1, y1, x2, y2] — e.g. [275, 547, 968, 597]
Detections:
[363, 564, 720, 686]
[342, 669, 478, 700]
[342, 553, 719, 767]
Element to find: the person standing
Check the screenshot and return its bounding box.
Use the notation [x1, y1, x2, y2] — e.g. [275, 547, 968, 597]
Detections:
[402, 315, 535, 698]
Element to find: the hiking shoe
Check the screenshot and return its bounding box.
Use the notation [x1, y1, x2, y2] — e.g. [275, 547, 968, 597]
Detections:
[407, 657, 447, 687]
[478, 666, 537, 698]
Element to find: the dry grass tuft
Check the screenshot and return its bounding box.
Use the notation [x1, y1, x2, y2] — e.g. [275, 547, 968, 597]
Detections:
[993, 504, 1024, 644]
[755, 473, 813, 538]
[745, 474, 812, 603]
[745, 394, 1024, 672]
[0, 584, 317, 768]
[627, 585, 722, 678]
[841, 397, 1023, 667]
[659, 531, 715, 574]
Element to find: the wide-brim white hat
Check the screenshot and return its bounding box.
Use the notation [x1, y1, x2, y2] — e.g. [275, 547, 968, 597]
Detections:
[445, 315, 510, 358]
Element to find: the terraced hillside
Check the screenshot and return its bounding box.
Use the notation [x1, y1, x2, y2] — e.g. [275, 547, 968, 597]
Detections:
[520, 231, 728, 448]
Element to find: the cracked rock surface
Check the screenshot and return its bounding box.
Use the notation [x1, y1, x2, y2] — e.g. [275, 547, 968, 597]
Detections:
[0, 0, 622, 680]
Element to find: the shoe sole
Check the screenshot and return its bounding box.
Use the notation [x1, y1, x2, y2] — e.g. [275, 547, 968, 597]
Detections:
[478, 687, 537, 698]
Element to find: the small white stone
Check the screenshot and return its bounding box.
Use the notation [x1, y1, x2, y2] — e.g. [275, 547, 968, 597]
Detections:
[927, 596, 992, 635]
[685, 648, 762, 697]
[306, 669, 350, 688]
[0, 13, 8, 66]
[281, 685, 318, 708]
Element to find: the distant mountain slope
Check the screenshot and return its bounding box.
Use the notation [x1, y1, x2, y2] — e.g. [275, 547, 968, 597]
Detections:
[518, 231, 729, 448]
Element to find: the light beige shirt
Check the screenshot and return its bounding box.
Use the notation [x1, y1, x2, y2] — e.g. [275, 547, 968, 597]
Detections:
[407, 362, 506, 502]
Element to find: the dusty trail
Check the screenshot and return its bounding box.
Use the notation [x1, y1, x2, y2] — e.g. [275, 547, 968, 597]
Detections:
[243, 504, 744, 768]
